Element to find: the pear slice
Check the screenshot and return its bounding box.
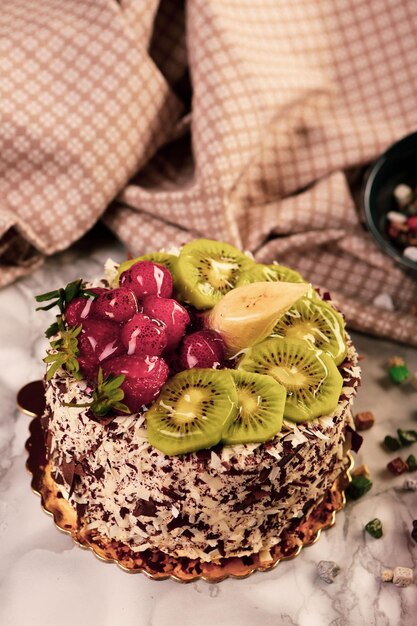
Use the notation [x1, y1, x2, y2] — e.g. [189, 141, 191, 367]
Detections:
[205, 281, 309, 357]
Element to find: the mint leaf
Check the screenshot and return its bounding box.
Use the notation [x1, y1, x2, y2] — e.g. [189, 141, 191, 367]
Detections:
[35, 279, 98, 316]
[43, 324, 82, 381]
[65, 369, 129, 418]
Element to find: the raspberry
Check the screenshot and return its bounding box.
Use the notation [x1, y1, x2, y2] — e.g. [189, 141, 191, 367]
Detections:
[94, 288, 138, 323]
[102, 355, 169, 411]
[64, 288, 106, 326]
[179, 329, 225, 370]
[119, 261, 173, 299]
[121, 313, 167, 357]
[141, 295, 190, 351]
[77, 319, 124, 380]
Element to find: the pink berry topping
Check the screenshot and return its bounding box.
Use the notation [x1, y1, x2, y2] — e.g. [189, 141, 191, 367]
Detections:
[119, 261, 173, 299]
[179, 329, 225, 370]
[121, 313, 167, 356]
[77, 319, 124, 379]
[94, 287, 138, 323]
[141, 295, 190, 351]
[102, 355, 169, 411]
[64, 288, 106, 327]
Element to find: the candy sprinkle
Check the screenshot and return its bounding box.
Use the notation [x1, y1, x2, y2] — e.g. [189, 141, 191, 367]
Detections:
[381, 568, 393, 582]
[365, 518, 383, 539]
[401, 478, 417, 491]
[388, 356, 405, 367]
[387, 457, 409, 476]
[388, 364, 410, 384]
[397, 429, 417, 447]
[346, 475, 373, 500]
[383, 435, 401, 451]
[406, 454, 417, 472]
[392, 566, 414, 587]
[317, 561, 340, 584]
[354, 411, 375, 431]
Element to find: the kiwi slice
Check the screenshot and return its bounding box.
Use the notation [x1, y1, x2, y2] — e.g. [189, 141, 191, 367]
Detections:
[271, 298, 347, 365]
[116, 252, 178, 285]
[236, 262, 306, 287]
[174, 239, 255, 309]
[238, 337, 343, 422]
[222, 371, 286, 445]
[146, 368, 238, 455]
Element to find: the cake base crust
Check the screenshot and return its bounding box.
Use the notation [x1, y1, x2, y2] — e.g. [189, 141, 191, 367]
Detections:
[26, 414, 353, 583]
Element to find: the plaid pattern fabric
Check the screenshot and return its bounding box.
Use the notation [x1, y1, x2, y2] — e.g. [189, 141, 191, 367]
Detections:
[1, 0, 417, 344]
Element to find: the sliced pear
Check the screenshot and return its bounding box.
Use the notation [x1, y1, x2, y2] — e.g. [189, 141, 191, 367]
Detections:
[205, 281, 309, 357]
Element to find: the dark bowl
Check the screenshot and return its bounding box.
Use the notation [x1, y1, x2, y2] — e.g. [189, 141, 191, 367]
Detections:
[362, 131, 417, 274]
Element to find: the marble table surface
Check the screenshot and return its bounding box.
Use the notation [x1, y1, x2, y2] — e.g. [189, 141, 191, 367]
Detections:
[1, 228, 416, 626]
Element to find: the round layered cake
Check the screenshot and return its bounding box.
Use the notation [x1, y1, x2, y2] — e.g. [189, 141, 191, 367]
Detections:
[37, 239, 361, 567]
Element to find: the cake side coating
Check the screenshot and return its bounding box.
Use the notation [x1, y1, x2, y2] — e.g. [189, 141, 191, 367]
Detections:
[43, 341, 360, 563]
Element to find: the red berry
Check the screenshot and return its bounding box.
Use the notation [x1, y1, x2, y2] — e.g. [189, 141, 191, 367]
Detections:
[407, 216, 417, 232]
[141, 295, 190, 351]
[102, 355, 169, 411]
[119, 261, 173, 299]
[64, 288, 106, 327]
[121, 313, 167, 356]
[77, 319, 124, 379]
[179, 329, 225, 370]
[94, 288, 138, 323]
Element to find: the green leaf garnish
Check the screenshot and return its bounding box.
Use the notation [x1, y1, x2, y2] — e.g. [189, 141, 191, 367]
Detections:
[64, 368, 129, 418]
[44, 324, 82, 381]
[35, 279, 98, 316]
[45, 319, 61, 339]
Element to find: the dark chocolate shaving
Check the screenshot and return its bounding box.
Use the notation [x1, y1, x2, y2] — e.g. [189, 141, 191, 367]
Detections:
[94, 466, 105, 480]
[346, 426, 363, 453]
[61, 456, 75, 488]
[133, 499, 157, 517]
[120, 507, 129, 519]
[161, 487, 185, 501]
[167, 514, 190, 531]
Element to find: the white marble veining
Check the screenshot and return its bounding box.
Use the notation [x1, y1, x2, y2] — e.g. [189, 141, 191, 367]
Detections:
[0, 227, 416, 626]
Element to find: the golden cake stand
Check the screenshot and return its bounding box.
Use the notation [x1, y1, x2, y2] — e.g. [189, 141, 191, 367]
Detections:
[20, 381, 353, 583]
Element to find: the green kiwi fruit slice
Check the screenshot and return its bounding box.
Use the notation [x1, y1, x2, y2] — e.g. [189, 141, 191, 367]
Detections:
[174, 239, 255, 309]
[116, 252, 178, 285]
[271, 298, 347, 365]
[238, 337, 343, 422]
[146, 368, 238, 455]
[222, 371, 286, 445]
[236, 262, 306, 287]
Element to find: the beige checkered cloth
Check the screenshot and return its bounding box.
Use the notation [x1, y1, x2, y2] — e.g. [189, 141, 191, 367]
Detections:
[1, 0, 417, 345]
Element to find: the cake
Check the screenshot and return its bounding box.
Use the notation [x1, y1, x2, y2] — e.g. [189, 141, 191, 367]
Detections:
[37, 239, 361, 572]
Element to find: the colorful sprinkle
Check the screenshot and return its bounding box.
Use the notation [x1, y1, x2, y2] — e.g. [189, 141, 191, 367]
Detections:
[397, 429, 417, 447]
[388, 356, 405, 367]
[317, 561, 340, 584]
[388, 364, 410, 384]
[402, 478, 417, 491]
[383, 435, 401, 451]
[387, 457, 409, 475]
[392, 566, 414, 587]
[381, 568, 393, 582]
[406, 454, 417, 472]
[365, 518, 383, 539]
[346, 475, 373, 500]
[354, 411, 375, 431]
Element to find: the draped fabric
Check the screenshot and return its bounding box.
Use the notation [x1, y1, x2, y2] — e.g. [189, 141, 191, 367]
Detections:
[1, 0, 417, 343]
